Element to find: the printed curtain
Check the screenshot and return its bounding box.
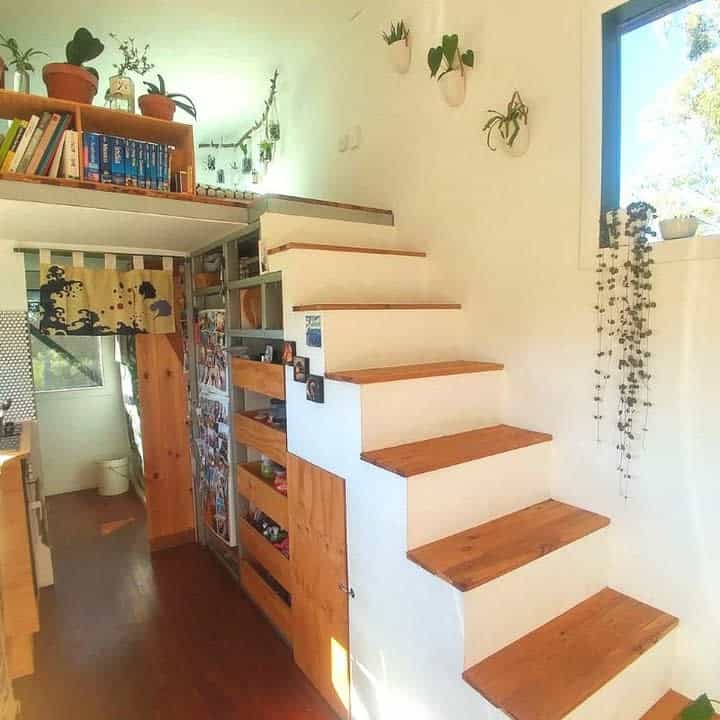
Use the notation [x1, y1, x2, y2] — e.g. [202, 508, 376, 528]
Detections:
[38, 264, 175, 336]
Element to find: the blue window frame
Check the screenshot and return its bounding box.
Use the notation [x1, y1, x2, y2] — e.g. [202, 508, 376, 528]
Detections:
[600, 0, 704, 243]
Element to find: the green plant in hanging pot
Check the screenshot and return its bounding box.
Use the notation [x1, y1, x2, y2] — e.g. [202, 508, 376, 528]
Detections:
[138, 74, 197, 122]
[259, 139, 274, 164]
[483, 91, 530, 157]
[240, 141, 253, 173]
[428, 34, 474, 106]
[43, 28, 104, 104]
[382, 20, 411, 73]
[0, 34, 47, 94]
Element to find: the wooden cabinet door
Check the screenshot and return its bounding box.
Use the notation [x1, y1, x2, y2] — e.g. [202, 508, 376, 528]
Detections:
[136, 333, 195, 551]
[288, 455, 350, 720]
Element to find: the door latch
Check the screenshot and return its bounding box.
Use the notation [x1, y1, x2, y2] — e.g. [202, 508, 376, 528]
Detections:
[339, 584, 356, 599]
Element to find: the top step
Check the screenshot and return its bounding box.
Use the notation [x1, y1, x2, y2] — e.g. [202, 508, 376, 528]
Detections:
[267, 242, 426, 258]
[641, 691, 717, 719]
[463, 588, 679, 720]
[326, 360, 504, 385]
[407, 499, 609, 591]
[292, 303, 461, 311]
[361, 424, 552, 478]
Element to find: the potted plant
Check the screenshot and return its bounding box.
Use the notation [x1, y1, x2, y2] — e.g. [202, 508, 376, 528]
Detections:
[240, 142, 253, 174]
[259, 139, 274, 164]
[382, 20, 411, 74]
[482, 91, 530, 157]
[43, 28, 103, 104]
[428, 34, 474, 106]
[0, 34, 47, 94]
[106, 34, 154, 113]
[658, 214, 699, 240]
[138, 75, 197, 122]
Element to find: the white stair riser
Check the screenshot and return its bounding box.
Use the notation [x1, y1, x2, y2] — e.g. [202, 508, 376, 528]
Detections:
[462, 528, 609, 668]
[407, 442, 552, 548]
[360, 371, 507, 452]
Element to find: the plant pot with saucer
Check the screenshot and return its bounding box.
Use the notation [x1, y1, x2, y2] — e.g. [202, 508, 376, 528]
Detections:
[43, 28, 103, 104]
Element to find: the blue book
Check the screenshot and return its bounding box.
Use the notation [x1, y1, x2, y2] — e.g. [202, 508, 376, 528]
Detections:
[158, 144, 166, 192]
[83, 132, 101, 182]
[148, 143, 158, 190]
[110, 136, 126, 185]
[137, 141, 147, 188]
[99, 134, 112, 184]
[125, 139, 138, 187]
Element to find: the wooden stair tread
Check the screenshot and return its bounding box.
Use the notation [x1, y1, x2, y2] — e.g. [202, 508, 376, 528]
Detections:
[641, 691, 718, 719]
[463, 588, 679, 720]
[407, 500, 610, 591]
[267, 242, 426, 258]
[361, 424, 552, 478]
[292, 303, 461, 311]
[325, 360, 503, 385]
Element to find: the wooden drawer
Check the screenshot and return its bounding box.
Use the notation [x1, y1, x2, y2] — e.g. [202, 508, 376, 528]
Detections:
[232, 357, 285, 400]
[239, 518, 292, 592]
[240, 560, 292, 643]
[234, 412, 286, 465]
[237, 463, 289, 528]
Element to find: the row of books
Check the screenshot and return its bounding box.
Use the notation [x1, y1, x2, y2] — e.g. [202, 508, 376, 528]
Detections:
[83, 133, 174, 191]
[0, 113, 79, 179]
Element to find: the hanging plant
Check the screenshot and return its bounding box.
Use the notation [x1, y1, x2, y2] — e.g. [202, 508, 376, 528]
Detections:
[240, 142, 253, 174]
[259, 140, 274, 164]
[233, 69, 279, 162]
[427, 34, 474, 106]
[594, 201, 657, 497]
[482, 91, 529, 156]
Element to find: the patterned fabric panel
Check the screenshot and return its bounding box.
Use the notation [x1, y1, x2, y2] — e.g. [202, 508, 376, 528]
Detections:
[0, 310, 37, 422]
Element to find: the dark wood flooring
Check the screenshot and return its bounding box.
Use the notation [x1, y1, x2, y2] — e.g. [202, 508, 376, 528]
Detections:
[14, 490, 337, 720]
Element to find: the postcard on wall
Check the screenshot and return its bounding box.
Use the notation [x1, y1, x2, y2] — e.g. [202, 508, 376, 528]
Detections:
[196, 309, 228, 395]
[305, 314, 322, 348]
[197, 393, 236, 546]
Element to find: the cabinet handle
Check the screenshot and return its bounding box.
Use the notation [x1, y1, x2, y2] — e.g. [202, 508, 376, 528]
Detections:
[338, 584, 355, 599]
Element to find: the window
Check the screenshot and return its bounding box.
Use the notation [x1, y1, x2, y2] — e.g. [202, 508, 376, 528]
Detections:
[602, 0, 720, 238]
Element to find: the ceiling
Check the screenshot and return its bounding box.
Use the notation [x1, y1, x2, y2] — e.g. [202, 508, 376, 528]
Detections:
[1, 0, 365, 144]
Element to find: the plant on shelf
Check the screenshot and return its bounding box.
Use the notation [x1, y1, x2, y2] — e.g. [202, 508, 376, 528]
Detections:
[593, 201, 657, 498]
[138, 74, 197, 122]
[482, 91, 530, 156]
[0, 34, 47, 94]
[106, 34, 154, 113]
[382, 20, 411, 74]
[681, 694, 719, 719]
[43, 27, 104, 104]
[427, 34, 474, 106]
[658, 214, 700, 240]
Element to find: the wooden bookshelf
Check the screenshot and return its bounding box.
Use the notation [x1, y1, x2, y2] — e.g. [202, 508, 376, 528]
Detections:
[234, 411, 287, 466]
[232, 357, 285, 400]
[239, 518, 292, 592]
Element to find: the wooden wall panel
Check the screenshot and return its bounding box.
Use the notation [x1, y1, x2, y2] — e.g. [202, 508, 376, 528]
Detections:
[287, 455, 349, 720]
[136, 333, 194, 549]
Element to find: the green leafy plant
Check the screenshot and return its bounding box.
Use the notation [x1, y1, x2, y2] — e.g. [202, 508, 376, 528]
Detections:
[427, 34, 474, 80]
[142, 74, 197, 119]
[0, 34, 47, 73]
[65, 27, 104, 80]
[483, 91, 529, 150]
[594, 201, 657, 496]
[259, 140, 274, 163]
[382, 20, 409, 45]
[681, 694, 719, 720]
[109, 34, 153, 76]
[233, 69, 279, 166]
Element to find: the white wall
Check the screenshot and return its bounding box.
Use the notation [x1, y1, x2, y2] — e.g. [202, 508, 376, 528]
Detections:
[273, 0, 720, 700]
[0, 239, 28, 310]
[35, 336, 131, 496]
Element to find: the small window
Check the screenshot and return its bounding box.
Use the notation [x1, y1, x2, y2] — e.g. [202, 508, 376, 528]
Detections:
[602, 0, 720, 238]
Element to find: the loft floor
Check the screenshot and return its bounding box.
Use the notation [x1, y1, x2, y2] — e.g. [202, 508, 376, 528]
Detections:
[14, 490, 335, 720]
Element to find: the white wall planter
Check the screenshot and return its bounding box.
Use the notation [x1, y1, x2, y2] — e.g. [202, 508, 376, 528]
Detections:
[500, 122, 530, 158]
[388, 40, 411, 74]
[439, 70, 466, 107]
[659, 216, 699, 240]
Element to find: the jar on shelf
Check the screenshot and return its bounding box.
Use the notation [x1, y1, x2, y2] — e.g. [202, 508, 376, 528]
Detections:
[106, 75, 135, 113]
[260, 455, 274, 479]
[12, 68, 30, 94]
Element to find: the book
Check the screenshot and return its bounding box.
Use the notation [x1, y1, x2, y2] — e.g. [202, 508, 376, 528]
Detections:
[8, 114, 39, 173]
[0, 120, 22, 168]
[110, 136, 126, 185]
[47, 130, 67, 179]
[148, 143, 158, 190]
[17, 112, 51, 174]
[83, 132, 101, 182]
[158, 144, 167, 192]
[26, 113, 62, 175]
[137, 141, 147, 187]
[99, 134, 112, 183]
[0, 121, 28, 172]
[60, 130, 80, 180]
[125, 139, 138, 187]
[37, 114, 71, 176]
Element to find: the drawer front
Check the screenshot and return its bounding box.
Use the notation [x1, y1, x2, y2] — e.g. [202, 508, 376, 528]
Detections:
[234, 413, 286, 466]
[240, 560, 292, 643]
[232, 358, 285, 400]
[239, 518, 292, 592]
[237, 464, 289, 528]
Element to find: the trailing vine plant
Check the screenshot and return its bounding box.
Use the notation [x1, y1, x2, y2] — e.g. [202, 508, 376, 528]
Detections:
[594, 201, 657, 498]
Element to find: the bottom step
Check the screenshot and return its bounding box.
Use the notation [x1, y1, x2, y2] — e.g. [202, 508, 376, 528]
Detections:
[463, 588, 678, 720]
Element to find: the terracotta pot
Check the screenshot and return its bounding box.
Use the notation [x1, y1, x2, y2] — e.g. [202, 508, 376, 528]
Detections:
[43, 63, 98, 104]
[138, 94, 176, 121]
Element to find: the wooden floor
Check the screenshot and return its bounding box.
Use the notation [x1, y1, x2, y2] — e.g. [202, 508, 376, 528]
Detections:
[14, 490, 337, 720]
